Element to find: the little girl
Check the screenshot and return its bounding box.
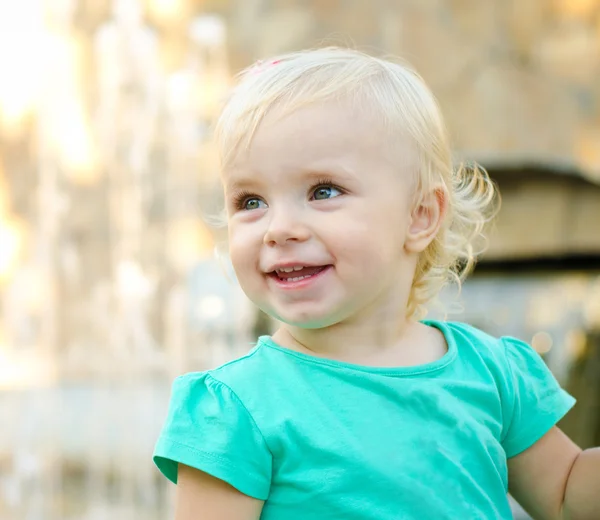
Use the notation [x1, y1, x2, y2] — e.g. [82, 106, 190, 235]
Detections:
[154, 47, 599, 519]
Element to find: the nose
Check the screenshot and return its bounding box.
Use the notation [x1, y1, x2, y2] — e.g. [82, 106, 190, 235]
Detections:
[263, 206, 311, 246]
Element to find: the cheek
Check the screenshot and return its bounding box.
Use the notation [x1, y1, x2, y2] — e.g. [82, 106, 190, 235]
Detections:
[228, 224, 260, 275]
[334, 215, 406, 269]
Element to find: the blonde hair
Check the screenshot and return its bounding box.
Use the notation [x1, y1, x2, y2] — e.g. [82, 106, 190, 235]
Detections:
[214, 47, 499, 319]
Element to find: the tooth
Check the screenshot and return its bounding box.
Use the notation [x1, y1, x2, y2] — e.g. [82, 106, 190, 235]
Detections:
[293, 266, 304, 271]
[288, 275, 309, 282]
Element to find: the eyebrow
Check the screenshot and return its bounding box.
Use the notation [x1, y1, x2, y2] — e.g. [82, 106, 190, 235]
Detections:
[300, 168, 356, 182]
[291, 166, 360, 190]
[224, 163, 358, 193]
[223, 176, 268, 198]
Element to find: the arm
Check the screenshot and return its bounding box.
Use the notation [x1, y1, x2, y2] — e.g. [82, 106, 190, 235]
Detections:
[176, 464, 264, 520]
[562, 447, 600, 520]
[508, 427, 600, 520]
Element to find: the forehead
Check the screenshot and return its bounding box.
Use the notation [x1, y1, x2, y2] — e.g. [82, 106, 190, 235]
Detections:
[222, 99, 419, 183]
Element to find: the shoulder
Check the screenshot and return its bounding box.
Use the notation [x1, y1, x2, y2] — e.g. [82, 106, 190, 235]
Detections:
[432, 320, 527, 374]
[438, 320, 498, 342]
[172, 338, 281, 410]
[436, 320, 558, 386]
[155, 345, 274, 496]
[207, 338, 278, 389]
[431, 320, 503, 356]
[439, 321, 541, 360]
[165, 341, 277, 439]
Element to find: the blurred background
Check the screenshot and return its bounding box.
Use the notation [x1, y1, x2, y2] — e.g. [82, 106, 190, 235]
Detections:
[0, 0, 599, 518]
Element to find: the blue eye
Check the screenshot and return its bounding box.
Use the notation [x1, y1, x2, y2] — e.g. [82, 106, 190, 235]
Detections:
[243, 198, 266, 211]
[312, 185, 342, 201]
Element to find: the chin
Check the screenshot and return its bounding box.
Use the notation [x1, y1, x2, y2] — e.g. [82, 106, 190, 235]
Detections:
[269, 306, 345, 330]
[282, 317, 336, 330]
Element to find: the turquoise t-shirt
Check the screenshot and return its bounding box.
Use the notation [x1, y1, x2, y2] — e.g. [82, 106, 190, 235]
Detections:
[153, 320, 575, 519]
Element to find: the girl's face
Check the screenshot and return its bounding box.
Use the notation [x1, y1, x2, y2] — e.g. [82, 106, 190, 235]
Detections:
[222, 100, 422, 329]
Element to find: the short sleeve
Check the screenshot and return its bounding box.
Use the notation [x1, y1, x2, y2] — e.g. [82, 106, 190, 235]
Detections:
[153, 373, 272, 500]
[501, 336, 576, 458]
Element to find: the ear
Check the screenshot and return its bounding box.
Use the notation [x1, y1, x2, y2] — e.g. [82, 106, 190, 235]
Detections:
[405, 188, 448, 254]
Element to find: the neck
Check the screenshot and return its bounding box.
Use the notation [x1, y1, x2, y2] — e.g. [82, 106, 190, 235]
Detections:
[271, 290, 419, 365]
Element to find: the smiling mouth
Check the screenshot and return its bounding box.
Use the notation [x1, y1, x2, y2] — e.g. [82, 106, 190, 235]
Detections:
[270, 265, 329, 282]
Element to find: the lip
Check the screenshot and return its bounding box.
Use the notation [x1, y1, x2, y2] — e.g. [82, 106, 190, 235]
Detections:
[267, 265, 332, 290]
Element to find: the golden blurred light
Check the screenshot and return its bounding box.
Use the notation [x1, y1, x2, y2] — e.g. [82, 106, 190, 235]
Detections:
[196, 74, 231, 120]
[553, 0, 599, 19]
[147, 0, 187, 24]
[0, 216, 25, 284]
[565, 329, 587, 360]
[576, 125, 600, 182]
[0, 324, 56, 389]
[0, 1, 46, 135]
[37, 21, 100, 183]
[51, 101, 100, 183]
[0, 349, 57, 389]
[532, 331, 554, 354]
[14, 266, 51, 312]
[0, 162, 11, 214]
[117, 260, 153, 300]
[583, 276, 600, 327]
[167, 218, 214, 273]
[196, 142, 220, 181]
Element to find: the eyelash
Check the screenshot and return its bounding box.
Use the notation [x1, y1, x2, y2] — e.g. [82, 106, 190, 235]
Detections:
[311, 178, 343, 200]
[232, 177, 344, 211]
[231, 190, 256, 210]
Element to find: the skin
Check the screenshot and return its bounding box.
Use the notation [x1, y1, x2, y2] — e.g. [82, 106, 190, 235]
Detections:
[175, 465, 263, 520]
[176, 99, 598, 520]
